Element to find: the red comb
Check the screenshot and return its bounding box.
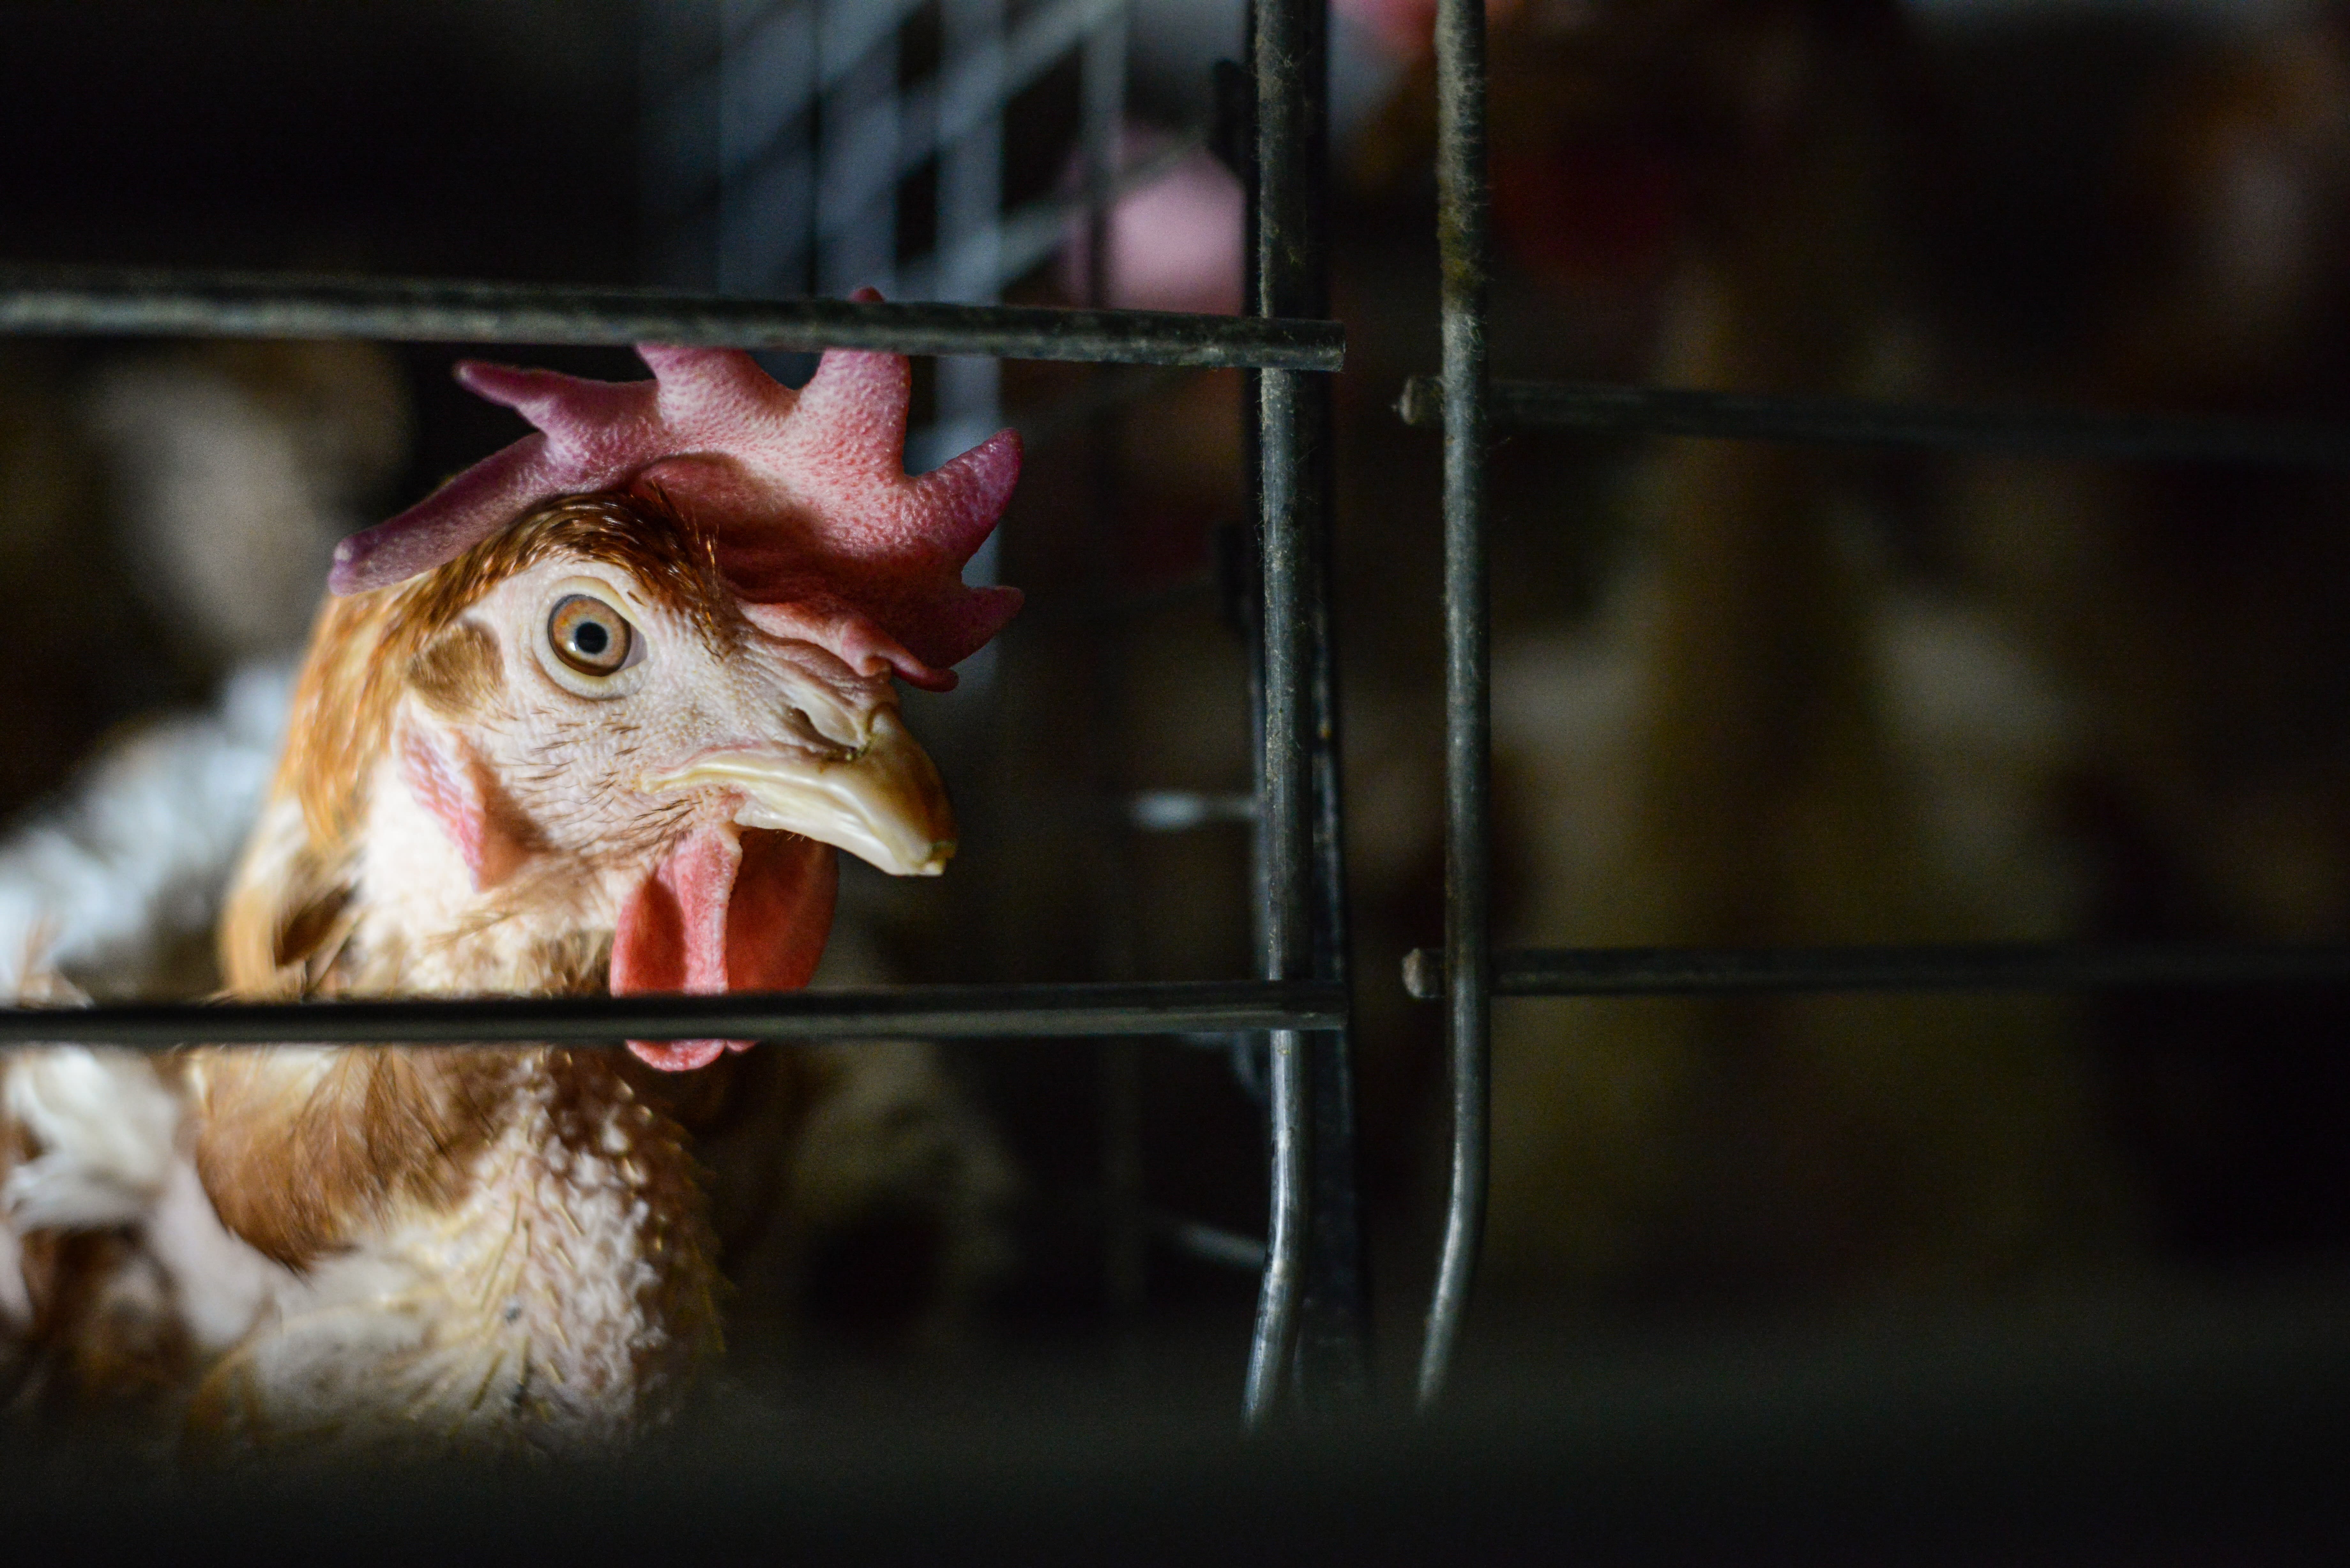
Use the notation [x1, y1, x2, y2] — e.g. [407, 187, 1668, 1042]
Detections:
[329, 297, 1022, 690]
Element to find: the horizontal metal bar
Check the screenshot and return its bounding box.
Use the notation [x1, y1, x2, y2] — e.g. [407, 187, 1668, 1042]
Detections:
[1128, 790, 1260, 831]
[1403, 943, 2350, 1000]
[0, 980, 1345, 1050]
[1396, 376, 2350, 467]
[0, 268, 1344, 371]
[1152, 1212, 1270, 1271]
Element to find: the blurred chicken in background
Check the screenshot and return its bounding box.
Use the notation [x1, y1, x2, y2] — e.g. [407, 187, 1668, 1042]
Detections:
[1927, 5, 2350, 1260]
[1399, 0, 2134, 1311]
[1330, 0, 2350, 1322]
[0, 338, 408, 1424]
[1078, 0, 2130, 1319]
[0, 341, 407, 1002]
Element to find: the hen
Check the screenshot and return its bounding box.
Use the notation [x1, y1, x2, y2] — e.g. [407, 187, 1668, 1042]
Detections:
[0, 332, 1021, 1456]
[1370, 0, 2136, 1307]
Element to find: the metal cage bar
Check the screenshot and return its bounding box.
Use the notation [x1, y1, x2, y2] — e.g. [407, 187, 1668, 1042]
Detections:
[0, 980, 1344, 1048]
[1243, 0, 1365, 1426]
[1402, 944, 2350, 999]
[1277, 0, 1371, 1419]
[0, 4, 1362, 1425]
[1417, 0, 1493, 1412]
[1397, 375, 2350, 467]
[1400, 8, 2350, 1411]
[0, 268, 1342, 370]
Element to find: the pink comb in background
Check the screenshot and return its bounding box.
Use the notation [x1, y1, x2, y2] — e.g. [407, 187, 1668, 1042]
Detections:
[330, 295, 1022, 690]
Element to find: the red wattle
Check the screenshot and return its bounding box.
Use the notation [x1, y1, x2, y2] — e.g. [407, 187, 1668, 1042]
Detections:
[611, 825, 838, 1071]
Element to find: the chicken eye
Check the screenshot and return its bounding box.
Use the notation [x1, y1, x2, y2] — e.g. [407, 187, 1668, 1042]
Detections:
[547, 594, 635, 676]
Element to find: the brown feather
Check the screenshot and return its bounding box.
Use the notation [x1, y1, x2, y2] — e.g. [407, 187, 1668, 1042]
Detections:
[404, 621, 502, 721]
[186, 1048, 515, 1270]
[225, 489, 732, 997]
[162, 483, 1011, 1453]
[203, 493, 739, 1270]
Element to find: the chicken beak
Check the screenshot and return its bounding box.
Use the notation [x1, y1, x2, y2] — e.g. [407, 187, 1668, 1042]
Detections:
[637, 708, 956, 876]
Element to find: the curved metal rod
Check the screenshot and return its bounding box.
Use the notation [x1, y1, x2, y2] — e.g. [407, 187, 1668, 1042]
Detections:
[1245, 1027, 1308, 1422]
[1417, 0, 1492, 1412]
[1240, 0, 1328, 1427]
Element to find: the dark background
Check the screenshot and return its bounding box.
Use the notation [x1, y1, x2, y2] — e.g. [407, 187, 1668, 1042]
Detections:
[4, 1, 2350, 1543]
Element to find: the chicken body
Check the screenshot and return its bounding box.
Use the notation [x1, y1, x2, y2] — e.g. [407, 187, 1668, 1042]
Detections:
[2, 342, 1021, 1456]
[4, 1044, 711, 1456]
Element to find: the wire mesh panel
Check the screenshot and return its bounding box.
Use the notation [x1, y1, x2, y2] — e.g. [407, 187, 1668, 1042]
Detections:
[641, 1, 1130, 310]
[1404, 0, 2350, 1406]
[642, 0, 1361, 1420]
[647, 0, 1048, 453]
[0, 0, 1361, 1424]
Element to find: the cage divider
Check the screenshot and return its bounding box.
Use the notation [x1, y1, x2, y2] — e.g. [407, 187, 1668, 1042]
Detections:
[1418, 0, 1494, 1413]
[1398, 374, 2350, 467]
[1403, 942, 2350, 999]
[0, 268, 1343, 370]
[1240, 0, 1368, 1427]
[0, 979, 1345, 1048]
[1284, 0, 1373, 1415]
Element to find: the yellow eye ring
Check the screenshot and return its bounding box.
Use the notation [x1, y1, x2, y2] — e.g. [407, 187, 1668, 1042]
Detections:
[547, 593, 635, 676]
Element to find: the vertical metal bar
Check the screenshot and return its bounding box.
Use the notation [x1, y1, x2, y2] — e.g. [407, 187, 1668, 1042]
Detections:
[637, 0, 723, 289]
[1295, 632, 1370, 1406]
[1285, 0, 1369, 1409]
[933, 0, 1004, 305]
[1417, 0, 1491, 1409]
[932, 0, 1009, 686]
[1244, 381, 1310, 1428]
[1081, 0, 1127, 280]
[818, 3, 899, 296]
[1074, 2, 1149, 1330]
[716, 0, 817, 297]
[934, 0, 1005, 321]
[1245, 0, 1351, 1426]
[1238, 11, 1269, 982]
[1233, 17, 1281, 1410]
[1296, 730, 1368, 1406]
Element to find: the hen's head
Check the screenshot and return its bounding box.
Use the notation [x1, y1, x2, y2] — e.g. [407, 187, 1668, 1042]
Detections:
[225, 335, 1020, 1071]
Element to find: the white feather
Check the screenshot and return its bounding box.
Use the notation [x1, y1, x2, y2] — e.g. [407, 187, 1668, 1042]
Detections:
[3, 1047, 181, 1230]
[0, 659, 291, 1000]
